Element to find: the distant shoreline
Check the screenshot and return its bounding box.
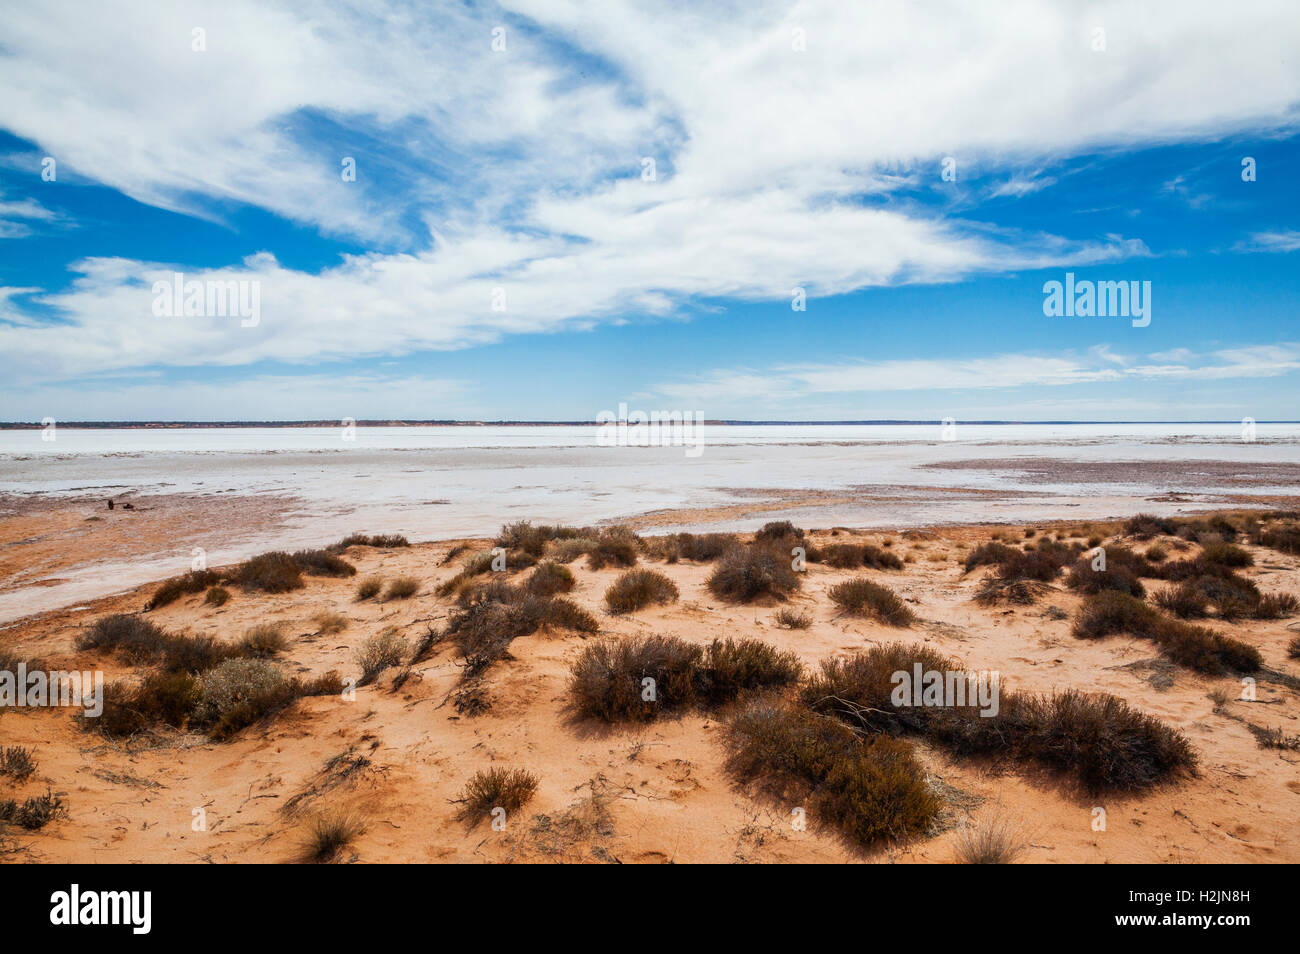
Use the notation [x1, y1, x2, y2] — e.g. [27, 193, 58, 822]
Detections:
[2, 419, 1297, 429]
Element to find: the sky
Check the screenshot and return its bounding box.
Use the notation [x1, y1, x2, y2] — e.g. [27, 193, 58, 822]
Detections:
[0, 0, 1297, 422]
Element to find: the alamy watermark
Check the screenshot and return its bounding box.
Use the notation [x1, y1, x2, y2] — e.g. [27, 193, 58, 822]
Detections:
[1042, 272, 1150, 327]
[0, 663, 103, 717]
[891, 664, 1000, 717]
[596, 403, 705, 458]
[152, 272, 260, 327]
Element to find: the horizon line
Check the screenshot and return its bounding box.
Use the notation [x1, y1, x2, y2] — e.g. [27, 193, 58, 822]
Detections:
[2, 419, 1296, 429]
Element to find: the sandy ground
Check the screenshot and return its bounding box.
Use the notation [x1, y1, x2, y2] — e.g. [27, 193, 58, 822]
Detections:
[2, 512, 1298, 864]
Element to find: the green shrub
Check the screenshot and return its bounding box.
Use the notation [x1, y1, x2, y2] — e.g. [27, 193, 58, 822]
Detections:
[604, 568, 680, 614]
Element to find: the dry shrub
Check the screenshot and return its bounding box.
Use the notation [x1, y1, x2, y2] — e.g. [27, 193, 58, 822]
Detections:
[302, 811, 366, 863]
[964, 542, 1017, 572]
[0, 791, 68, 831]
[77, 614, 172, 663]
[1254, 592, 1299, 620]
[312, 612, 348, 635]
[145, 569, 224, 610]
[586, 527, 640, 570]
[0, 746, 36, 782]
[229, 551, 304, 593]
[384, 576, 419, 600]
[1290, 635, 1300, 660]
[568, 635, 799, 721]
[204, 586, 231, 607]
[1254, 520, 1300, 556]
[774, 607, 812, 629]
[604, 568, 680, 614]
[723, 700, 939, 847]
[1065, 558, 1145, 598]
[239, 623, 289, 656]
[975, 577, 1050, 606]
[96, 671, 199, 737]
[434, 551, 496, 597]
[1123, 513, 1177, 539]
[822, 543, 903, 570]
[1199, 542, 1253, 568]
[698, 638, 802, 704]
[541, 597, 599, 633]
[458, 767, 539, 822]
[803, 643, 1196, 793]
[1074, 590, 1261, 674]
[291, 549, 357, 578]
[355, 576, 383, 601]
[549, 537, 599, 563]
[828, 578, 916, 626]
[328, 533, 409, 552]
[568, 635, 702, 722]
[526, 561, 575, 597]
[706, 545, 800, 603]
[355, 630, 409, 685]
[191, 658, 295, 739]
[160, 633, 233, 673]
[753, 520, 804, 547]
[954, 808, 1028, 864]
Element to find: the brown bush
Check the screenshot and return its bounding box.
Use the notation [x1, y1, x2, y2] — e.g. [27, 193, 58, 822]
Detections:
[604, 568, 680, 614]
[723, 700, 939, 846]
[145, 569, 224, 610]
[828, 578, 916, 626]
[567, 635, 701, 722]
[706, 545, 800, 603]
[229, 552, 304, 593]
[457, 767, 539, 822]
[525, 561, 575, 597]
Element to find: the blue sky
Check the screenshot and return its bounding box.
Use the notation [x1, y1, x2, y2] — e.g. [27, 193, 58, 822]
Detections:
[0, 1, 1297, 422]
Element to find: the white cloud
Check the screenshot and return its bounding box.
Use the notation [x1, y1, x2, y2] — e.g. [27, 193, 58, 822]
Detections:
[1236, 230, 1300, 253]
[653, 343, 1300, 409]
[1, 0, 1298, 387]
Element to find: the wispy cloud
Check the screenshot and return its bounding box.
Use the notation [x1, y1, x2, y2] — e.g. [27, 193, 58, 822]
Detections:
[1235, 230, 1300, 253]
[653, 344, 1300, 408]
